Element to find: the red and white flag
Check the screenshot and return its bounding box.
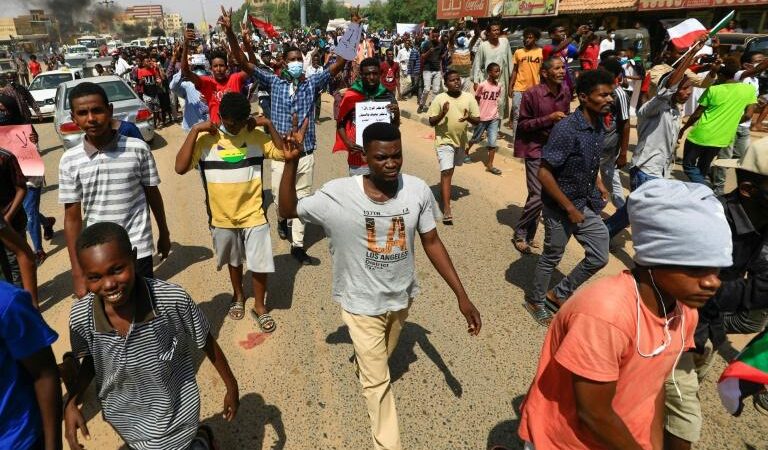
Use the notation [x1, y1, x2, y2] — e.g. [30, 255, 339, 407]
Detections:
[667, 18, 708, 49]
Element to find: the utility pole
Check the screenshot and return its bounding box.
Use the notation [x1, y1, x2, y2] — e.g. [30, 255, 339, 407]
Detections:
[300, 0, 306, 28]
[98, 0, 115, 35]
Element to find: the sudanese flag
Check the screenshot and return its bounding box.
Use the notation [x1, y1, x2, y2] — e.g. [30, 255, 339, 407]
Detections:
[717, 329, 768, 416]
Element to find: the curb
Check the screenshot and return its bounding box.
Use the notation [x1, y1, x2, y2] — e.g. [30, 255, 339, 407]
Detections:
[399, 109, 518, 160]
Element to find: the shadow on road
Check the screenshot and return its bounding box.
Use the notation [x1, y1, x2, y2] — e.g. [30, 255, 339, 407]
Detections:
[201, 392, 286, 450]
[153, 242, 214, 282]
[149, 133, 169, 151]
[429, 184, 471, 209]
[39, 143, 63, 157]
[486, 395, 526, 450]
[326, 322, 463, 398]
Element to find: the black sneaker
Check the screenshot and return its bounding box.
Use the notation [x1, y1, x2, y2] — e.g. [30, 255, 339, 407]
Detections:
[43, 217, 55, 240]
[277, 219, 289, 240]
[291, 247, 315, 265]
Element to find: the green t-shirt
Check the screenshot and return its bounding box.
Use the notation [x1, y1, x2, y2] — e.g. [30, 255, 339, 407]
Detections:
[687, 83, 756, 148]
[428, 91, 480, 149]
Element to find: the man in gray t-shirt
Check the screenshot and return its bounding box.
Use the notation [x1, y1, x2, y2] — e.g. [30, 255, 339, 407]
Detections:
[279, 122, 481, 450]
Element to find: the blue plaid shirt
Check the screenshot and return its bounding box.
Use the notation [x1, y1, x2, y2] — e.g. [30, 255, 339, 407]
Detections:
[251, 68, 332, 152]
[407, 48, 421, 77]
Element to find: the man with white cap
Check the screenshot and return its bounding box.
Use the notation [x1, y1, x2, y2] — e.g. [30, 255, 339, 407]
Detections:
[664, 140, 768, 450]
[519, 178, 732, 450]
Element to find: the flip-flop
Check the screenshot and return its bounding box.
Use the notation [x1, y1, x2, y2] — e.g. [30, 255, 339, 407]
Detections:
[228, 297, 245, 320]
[251, 310, 277, 333]
[543, 291, 565, 312]
[486, 167, 502, 175]
[523, 302, 553, 327]
[513, 238, 532, 255]
[442, 214, 453, 225]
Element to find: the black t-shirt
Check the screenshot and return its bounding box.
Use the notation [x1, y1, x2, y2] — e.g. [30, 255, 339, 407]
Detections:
[421, 41, 444, 72]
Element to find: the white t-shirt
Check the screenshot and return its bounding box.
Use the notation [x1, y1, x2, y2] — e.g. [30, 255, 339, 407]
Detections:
[297, 174, 440, 316]
[396, 47, 411, 74]
[599, 39, 615, 56]
[735, 70, 759, 128]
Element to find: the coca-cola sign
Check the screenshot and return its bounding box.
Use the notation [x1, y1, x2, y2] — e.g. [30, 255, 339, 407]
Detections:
[436, 0, 490, 19]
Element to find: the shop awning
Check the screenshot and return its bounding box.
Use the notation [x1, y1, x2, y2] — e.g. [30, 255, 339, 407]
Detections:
[558, 0, 638, 13]
[639, 0, 767, 10]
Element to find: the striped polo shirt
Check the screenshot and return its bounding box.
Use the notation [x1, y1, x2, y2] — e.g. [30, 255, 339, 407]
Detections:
[69, 278, 211, 450]
[191, 127, 284, 228]
[58, 133, 160, 259]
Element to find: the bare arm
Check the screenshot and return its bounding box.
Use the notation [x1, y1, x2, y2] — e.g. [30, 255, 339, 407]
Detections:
[4, 184, 26, 226]
[573, 376, 644, 450]
[679, 104, 705, 138]
[180, 31, 201, 85]
[221, 10, 256, 75]
[203, 333, 239, 421]
[617, 118, 630, 167]
[64, 202, 85, 298]
[552, 25, 589, 55]
[143, 185, 170, 259]
[175, 121, 218, 174]
[20, 347, 62, 450]
[419, 228, 481, 335]
[64, 356, 95, 449]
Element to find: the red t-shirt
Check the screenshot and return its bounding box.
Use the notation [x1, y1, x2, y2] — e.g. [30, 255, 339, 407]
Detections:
[518, 271, 697, 449]
[197, 72, 248, 123]
[379, 61, 399, 92]
[580, 42, 600, 70]
[137, 67, 159, 96]
[28, 61, 41, 78]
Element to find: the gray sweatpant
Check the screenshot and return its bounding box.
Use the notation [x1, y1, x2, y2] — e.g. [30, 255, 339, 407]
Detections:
[531, 205, 609, 304]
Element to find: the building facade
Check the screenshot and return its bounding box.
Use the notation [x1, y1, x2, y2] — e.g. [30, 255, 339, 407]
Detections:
[163, 13, 184, 36]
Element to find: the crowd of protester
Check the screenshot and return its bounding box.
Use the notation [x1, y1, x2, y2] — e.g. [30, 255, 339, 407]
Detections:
[0, 8, 767, 450]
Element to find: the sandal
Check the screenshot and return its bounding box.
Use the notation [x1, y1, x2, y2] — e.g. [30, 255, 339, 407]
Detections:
[486, 167, 502, 175]
[442, 213, 453, 225]
[228, 297, 245, 320]
[251, 310, 277, 333]
[544, 290, 565, 312]
[513, 238, 532, 255]
[523, 302, 553, 327]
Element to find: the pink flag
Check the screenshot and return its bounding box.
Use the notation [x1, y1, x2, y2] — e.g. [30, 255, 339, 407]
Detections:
[667, 18, 708, 49]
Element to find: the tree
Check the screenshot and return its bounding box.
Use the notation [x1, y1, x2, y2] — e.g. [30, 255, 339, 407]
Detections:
[150, 27, 166, 37]
[120, 21, 150, 41]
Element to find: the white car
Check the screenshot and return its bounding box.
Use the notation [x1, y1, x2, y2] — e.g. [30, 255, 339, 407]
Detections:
[107, 40, 123, 54]
[65, 45, 92, 60]
[28, 70, 82, 117]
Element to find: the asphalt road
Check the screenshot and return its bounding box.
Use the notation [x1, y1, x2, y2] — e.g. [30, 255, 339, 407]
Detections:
[32, 94, 765, 449]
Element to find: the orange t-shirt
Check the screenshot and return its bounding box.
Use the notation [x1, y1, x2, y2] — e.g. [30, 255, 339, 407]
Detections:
[518, 271, 697, 449]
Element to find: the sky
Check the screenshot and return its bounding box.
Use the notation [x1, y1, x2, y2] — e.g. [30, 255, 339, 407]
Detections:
[6, 0, 245, 27]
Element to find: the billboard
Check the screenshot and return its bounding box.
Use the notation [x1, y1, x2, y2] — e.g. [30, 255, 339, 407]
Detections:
[638, 0, 765, 10]
[491, 0, 558, 17]
[436, 0, 490, 19]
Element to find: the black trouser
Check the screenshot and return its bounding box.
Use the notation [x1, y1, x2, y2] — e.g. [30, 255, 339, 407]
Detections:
[136, 255, 154, 279]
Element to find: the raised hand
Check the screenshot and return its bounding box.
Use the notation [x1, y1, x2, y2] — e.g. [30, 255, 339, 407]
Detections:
[350, 5, 362, 24]
[441, 102, 450, 116]
[458, 108, 469, 122]
[218, 6, 233, 30]
[195, 121, 219, 136]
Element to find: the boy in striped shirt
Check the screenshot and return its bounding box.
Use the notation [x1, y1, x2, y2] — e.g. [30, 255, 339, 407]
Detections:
[64, 222, 239, 450]
[175, 92, 286, 332]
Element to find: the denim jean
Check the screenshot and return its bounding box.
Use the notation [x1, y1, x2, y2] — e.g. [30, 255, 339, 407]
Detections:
[531, 205, 609, 304]
[712, 126, 750, 195]
[23, 186, 44, 253]
[604, 167, 658, 238]
[599, 146, 626, 209]
[419, 70, 441, 107]
[509, 91, 524, 142]
[470, 119, 500, 148]
[683, 139, 720, 185]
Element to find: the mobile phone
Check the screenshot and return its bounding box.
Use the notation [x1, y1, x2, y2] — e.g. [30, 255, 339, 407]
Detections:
[186, 23, 195, 30]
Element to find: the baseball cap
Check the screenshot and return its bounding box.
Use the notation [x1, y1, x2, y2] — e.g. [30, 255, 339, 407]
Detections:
[714, 137, 768, 176]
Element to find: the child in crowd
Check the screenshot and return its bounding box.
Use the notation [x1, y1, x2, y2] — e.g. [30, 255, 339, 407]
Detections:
[175, 92, 285, 332]
[64, 222, 239, 450]
[466, 62, 502, 175]
[428, 70, 480, 223]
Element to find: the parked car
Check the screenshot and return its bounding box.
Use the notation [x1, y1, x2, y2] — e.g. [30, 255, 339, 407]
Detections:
[65, 45, 92, 59]
[0, 58, 16, 79]
[27, 69, 82, 117]
[54, 75, 155, 149]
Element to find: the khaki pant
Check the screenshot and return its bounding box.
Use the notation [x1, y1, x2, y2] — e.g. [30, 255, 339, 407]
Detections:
[271, 153, 314, 248]
[342, 307, 409, 450]
[664, 342, 715, 443]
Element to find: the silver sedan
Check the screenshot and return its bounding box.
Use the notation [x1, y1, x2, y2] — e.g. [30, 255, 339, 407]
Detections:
[53, 75, 155, 150]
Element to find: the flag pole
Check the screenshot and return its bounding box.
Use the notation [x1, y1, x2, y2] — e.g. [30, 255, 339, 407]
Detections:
[671, 10, 734, 68]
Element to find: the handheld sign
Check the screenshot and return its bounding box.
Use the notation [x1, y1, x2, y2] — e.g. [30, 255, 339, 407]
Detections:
[355, 102, 391, 146]
[0, 125, 45, 177]
[335, 22, 362, 61]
